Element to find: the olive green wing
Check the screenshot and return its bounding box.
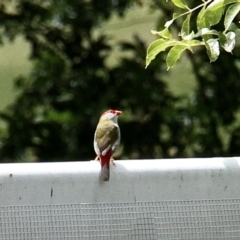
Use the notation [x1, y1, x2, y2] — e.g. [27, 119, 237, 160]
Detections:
[95, 121, 118, 154]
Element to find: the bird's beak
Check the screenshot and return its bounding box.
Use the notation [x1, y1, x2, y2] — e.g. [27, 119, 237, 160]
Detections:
[115, 110, 122, 115]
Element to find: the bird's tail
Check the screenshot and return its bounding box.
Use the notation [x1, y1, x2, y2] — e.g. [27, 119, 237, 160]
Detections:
[100, 150, 112, 181]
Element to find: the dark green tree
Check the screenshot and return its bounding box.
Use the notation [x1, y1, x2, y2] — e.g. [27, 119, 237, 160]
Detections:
[0, 0, 240, 162]
[0, 0, 180, 161]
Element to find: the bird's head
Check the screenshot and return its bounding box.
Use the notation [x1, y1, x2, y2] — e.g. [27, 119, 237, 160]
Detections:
[100, 109, 122, 122]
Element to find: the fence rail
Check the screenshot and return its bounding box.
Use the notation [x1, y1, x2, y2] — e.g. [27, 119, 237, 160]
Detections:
[0, 158, 240, 239]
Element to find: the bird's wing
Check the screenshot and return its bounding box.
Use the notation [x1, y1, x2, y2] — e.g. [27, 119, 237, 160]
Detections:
[112, 126, 120, 152]
[95, 120, 119, 155]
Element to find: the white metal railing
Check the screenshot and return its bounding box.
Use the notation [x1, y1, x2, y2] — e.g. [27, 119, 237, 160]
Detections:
[0, 158, 240, 239]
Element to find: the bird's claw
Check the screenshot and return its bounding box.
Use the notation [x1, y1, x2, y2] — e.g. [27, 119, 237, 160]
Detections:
[110, 157, 116, 165]
[92, 156, 116, 166]
[92, 156, 100, 161]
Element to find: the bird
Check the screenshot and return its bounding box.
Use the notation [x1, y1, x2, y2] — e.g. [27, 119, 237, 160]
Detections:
[93, 109, 122, 181]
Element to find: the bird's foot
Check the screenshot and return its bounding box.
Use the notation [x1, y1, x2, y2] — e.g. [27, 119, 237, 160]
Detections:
[110, 157, 116, 165]
[92, 156, 100, 161]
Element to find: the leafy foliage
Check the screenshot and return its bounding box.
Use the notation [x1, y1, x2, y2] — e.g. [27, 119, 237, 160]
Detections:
[0, 0, 188, 161]
[0, 0, 240, 162]
[146, 0, 240, 69]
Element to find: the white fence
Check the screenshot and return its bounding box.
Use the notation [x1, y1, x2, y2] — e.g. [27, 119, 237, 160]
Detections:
[0, 158, 240, 239]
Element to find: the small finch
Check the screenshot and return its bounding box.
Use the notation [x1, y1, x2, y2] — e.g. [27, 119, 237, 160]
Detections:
[93, 109, 122, 181]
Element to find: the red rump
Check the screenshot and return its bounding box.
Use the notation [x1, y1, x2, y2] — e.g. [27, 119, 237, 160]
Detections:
[100, 149, 112, 168]
[100, 149, 112, 181]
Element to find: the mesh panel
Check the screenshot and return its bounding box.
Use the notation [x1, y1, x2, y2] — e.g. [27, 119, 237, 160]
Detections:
[1, 199, 240, 239]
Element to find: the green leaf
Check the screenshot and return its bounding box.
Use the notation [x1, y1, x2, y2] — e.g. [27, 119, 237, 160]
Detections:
[171, 0, 189, 10]
[222, 31, 236, 52]
[181, 14, 191, 39]
[205, 0, 240, 22]
[146, 39, 196, 68]
[219, 31, 227, 44]
[166, 45, 188, 70]
[223, 0, 240, 6]
[165, 19, 174, 28]
[197, 0, 229, 30]
[195, 28, 219, 38]
[205, 39, 220, 62]
[224, 3, 240, 32]
[146, 38, 204, 68]
[197, 5, 208, 30]
[164, 13, 181, 28]
[151, 28, 173, 39]
[146, 39, 170, 68]
[227, 22, 240, 35]
[182, 31, 195, 40]
[206, 0, 224, 12]
[205, 5, 224, 27]
[173, 13, 181, 19]
[182, 39, 203, 48]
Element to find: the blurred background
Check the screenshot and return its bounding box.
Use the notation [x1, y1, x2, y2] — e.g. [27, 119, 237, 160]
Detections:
[0, 0, 240, 162]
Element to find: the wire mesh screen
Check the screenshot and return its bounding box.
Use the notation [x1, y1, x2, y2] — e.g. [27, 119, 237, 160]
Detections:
[1, 199, 240, 239]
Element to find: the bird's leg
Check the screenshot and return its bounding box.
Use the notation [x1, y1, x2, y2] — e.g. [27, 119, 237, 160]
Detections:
[93, 155, 100, 161]
[110, 157, 116, 165]
[93, 155, 115, 165]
